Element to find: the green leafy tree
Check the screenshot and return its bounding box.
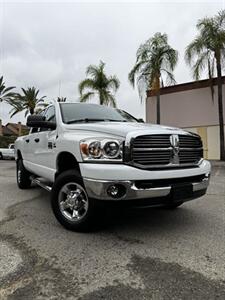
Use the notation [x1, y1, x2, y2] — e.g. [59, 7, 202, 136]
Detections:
[185, 10, 225, 161]
[0, 76, 16, 103]
[79, 61, 120, 107]
[129, 32, 178, 124]
[8, 87, 46, 117]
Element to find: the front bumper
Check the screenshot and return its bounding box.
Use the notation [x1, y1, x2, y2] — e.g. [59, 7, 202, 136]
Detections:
[83, 173, 210, 202]
[81, 159, 211, 204]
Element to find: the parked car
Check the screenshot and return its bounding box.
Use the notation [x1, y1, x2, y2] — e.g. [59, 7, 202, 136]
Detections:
[0, 144, 15, 160]
[15, 103, 211, 231]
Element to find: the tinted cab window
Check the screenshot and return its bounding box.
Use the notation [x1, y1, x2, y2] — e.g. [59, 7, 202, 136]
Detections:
[45, 106, 56, 122]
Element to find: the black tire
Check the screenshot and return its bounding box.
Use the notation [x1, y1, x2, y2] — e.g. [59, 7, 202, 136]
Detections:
[164, 201, 183, 209]
[51, 170, 95, 232]
[0, 152, 3, 160]
[16, 159, 32, 189]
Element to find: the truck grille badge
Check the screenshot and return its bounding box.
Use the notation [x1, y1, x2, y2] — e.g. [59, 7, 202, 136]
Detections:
[170, 134, 180, 164]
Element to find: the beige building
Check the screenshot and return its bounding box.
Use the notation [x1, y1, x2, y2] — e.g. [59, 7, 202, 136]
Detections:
[0, 121, 28, 137]
[146, 77, 225, 160]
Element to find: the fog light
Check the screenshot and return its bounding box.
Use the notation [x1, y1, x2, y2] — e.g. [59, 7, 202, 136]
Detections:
[108, 185, 119, 196]
[107, 184, 126, 199]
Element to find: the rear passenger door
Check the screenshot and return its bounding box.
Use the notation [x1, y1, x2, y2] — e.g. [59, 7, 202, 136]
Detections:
[22, 127, 38, 166]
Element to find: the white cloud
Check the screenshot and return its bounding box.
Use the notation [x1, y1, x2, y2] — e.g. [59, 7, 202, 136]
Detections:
[0, 0, 224, 125]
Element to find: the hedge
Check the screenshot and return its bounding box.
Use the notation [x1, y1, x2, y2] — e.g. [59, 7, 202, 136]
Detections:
[0, 136, 18, 148]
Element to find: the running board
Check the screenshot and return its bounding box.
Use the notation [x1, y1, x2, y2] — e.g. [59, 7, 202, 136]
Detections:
[31, 177, 52, 192]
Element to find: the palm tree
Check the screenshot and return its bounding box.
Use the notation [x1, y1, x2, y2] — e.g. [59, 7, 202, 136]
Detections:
[78, 61, 120, 107]
[185, 10, 225, 161]
[128, 32, 178, 124]
[0, 76, 16, 103]
[8, 87, 46, 117]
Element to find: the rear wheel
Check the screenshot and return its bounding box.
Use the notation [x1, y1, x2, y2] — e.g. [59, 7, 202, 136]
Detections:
[16, 159, 32, 189]
[0, 152, 3, 160]
[51, 170, 95, 232]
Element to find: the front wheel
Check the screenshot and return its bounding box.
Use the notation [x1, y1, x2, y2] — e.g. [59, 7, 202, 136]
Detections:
[51, 170, 94, 232]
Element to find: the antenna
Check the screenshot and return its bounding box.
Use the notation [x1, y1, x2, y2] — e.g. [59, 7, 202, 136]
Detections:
[58, 80, 61, 97]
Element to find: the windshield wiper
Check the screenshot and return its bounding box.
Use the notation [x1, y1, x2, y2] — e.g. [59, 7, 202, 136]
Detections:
[66, 118, 108, 124]
[66, 118, 127, 124]
[106, 119, 127, 122]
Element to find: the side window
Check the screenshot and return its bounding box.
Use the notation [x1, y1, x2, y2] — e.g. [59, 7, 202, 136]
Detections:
[39, 106, 56, 132]
[45, 106, 56, 122]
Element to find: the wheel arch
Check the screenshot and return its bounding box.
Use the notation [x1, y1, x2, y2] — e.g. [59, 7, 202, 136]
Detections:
[55, 151, 81, 179]
[17, 150, 23, 160]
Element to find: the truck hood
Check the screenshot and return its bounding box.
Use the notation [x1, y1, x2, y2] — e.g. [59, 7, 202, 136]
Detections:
[64, 122, 190, 138]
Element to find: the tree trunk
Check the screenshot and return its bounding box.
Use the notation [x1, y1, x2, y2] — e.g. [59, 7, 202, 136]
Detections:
[156, 91, 160, 124]
[99, 92, 104, 106]
[30, 108, 34, 115]
[216, 54, 225, 161]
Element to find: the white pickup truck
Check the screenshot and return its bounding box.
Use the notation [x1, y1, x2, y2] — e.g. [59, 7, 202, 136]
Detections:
[0, 144, 15, 160]
[15, 102, 211, 231]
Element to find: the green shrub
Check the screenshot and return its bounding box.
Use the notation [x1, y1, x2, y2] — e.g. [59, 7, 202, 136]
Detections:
[0, 136, 17, 148]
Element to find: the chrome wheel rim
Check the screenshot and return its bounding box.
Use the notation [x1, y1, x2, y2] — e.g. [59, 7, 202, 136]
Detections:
[58, 182, 89, 222]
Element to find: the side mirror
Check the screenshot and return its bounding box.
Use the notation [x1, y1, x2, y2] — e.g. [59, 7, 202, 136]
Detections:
[137, 118, 145, 123]
[27, 115, 56, 130]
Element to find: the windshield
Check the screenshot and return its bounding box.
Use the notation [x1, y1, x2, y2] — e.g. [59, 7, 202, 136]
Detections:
[60, 103, 138, 124]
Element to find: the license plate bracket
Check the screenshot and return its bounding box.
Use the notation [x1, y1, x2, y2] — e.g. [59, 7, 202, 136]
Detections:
[171, 183, 193, 201]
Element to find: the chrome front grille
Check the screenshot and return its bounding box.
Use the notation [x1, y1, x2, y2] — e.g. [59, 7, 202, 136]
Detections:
[133, 134, 171, 148]
[179, 135, 202, 148]
[130, 134, 203, 169]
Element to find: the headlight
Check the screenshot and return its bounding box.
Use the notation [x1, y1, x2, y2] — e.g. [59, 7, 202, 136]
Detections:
[103, 141, 120, 158]
[89, 141, 102, 158]
[80, 138, 123, 161]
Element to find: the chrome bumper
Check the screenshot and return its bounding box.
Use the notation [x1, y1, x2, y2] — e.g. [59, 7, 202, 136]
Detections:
[83, 174, 210, 201]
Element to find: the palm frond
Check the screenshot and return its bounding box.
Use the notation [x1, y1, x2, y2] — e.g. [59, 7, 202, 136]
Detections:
[217, 10, 225, 26]
[161, 69, 176, 85]
[164, 48, 179, 71]
[78, 79, 96, 95]
[185, 37, 205, 65]
[86, 61, 105, 79]
[0, 76, 16, 103]
[80, 92, 95, 103]
[107, 76, 120, 92]
[191, 51, 209, 80]
[128, 60, 146, 87]
[106, 93, 117, 107]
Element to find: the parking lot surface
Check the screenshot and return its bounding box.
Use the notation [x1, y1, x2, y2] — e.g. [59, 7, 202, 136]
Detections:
[0, 161, 225, 299]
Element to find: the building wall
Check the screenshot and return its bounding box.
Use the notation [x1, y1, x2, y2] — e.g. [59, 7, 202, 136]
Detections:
[146, 85, 225, 127]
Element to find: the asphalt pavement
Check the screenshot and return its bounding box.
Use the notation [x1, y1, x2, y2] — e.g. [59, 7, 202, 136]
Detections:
[0, 160, 225, 299]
